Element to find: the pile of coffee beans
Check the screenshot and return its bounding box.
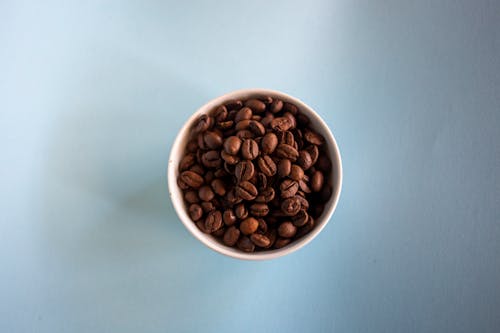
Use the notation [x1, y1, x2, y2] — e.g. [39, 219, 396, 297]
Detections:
[177, 97, 332, 252]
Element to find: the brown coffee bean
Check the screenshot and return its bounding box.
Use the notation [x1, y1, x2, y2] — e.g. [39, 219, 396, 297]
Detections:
[236, 129, 254, 139]
[276, 144, 299, 161]
[196, 220, 209, 233]
[204, 210, 223, 233]
[203, 131, 223, 149]
[201, 150, 222, 168]
[240, 217, 259, 235]
[214, 168, 228, 178]
[278, 159, 292, 177]
[257, 218, 268, 233]
[193, 114, 213, 133]
[221, 150, 240, 165]
[297, 150, 313, 170]
[237, 236, 255, 252]
[177, 177, 189, 190]
[256, 172, 267, 190]
[180, 171, 204, 188]
[250, 233, 271, 247]
[304, 129, 325, 145]
[295, 195, 309, 210]
[279, 131, 295, 146]
[274, 237, 291, 249]
[213, 226, 226, 237]
[297, 113, 310, 126]
[257, 156, 277, 177]
[263, 230, 277, 248]
[201, 201, 216, 213]
[217, 120, 234, 130]
[223, 136, 241, 155]
[204, 170, 215, 183]
[249, 203, 269, 217]
[241, 139, 259, 160]
[311, 170, 324, 192]
[305, 145, 319, 165]
[316, 154, 331, 171]
[261, 114, 274, 128]
[281, 197, 301, 216]
[235, 161, 255, 182]
[319, 185, 332, 203]
[260, 96, 273, 104]
[186, 140, 198, 153]
[225, 188, 243, 205]
[210, 179, 226, 196]
[245, 99, 266, 113]
[198, 185, 215, 201]
[189, 164, 204, 175]
[224, 161, 235, 174]
[179, 153, 196, 171]
[278, 222, 297, 238]
[283, 112, 297, 129]
[235, 181, 258, 200]
[235, 107, 252, 123]
[261, 132, 278, 154]
[270, 99, 283, 113]
[255, 187, 275, 203]
[292, 209, 309, 227]
[290, 165, 304, 181]
[234, 203, 248, 219]
[280, 179, 299, 198]
[213, 105, 227, 122]
[184, 190, 199, 204]
[283, 102, 298, 114]
[188, 204, 203, 221]
[225, 100, 243, 110]
[223, 226, 240, 246]
[296, 216, 315, 238]
[298, 179, 311, 193]
[223, 209, 237, 226]
[249, 120, 265, 136]
[235, 119, 252, 131]
[270, 117, 293, 132]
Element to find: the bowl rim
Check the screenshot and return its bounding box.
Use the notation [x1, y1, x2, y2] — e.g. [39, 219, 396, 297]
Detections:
[168, 88, 343, 260]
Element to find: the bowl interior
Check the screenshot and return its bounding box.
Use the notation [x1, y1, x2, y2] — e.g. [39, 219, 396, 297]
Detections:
[168, 89, 342, 260]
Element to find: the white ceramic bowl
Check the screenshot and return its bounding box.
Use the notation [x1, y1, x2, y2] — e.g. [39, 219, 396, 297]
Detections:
[168, 89, 342, 260]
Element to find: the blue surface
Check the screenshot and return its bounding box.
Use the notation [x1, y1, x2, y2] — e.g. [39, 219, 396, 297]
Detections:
[1, 1, 499, 332]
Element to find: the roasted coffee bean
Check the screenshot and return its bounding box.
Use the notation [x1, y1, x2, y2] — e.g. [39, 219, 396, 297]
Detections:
[290, 164, 304, 181]
[180, 171, 204, 188]
[255, 187, 275, 203]
[186, 140, 198, 153]
[292, 209, 309, 227]
[279, 131, 295, 146]
[278, 222, 297, 238]
[204, 170, 215, 183]
[257, 172, 267, 190]
[283, 112, 297, 129]
[223, 136, 242, 155]
[260, 96, 273, 104]
[257, 155, 277, 177]
[214, 168, 228, 178]
[297, 113, 310, 126]
[295, 195, 309, 210]
[217, 120, 233, 130]
[249, 120, 265, 136]
[235, 119, 252, 131]
[225, 188, 243, 205]
[270, 99, 283, 113]
[198, 185, 215, 201]
[189, 164, 204, 175]
[221, 150, 240, 165]
[179, 153, 196, 171]
[235, 161, 255, 182]
[235, 181, 258, 200]
[237, 236, 255, 252]
[210, 178, 226, 196]
[241, 139, 259, 160]
[201, 150, 222, 168]
[264, 230, 277, 248]
[281, 197, 301, 216]
[257, 218, 268, 233]
[223, 226, 240, 246]
[203, 131, 223, 150]
[249, 203, 269, 217]
[305, 145, 319, 165]
[271, 117, 293, 132]
[177, 177, 189, 190]
[204, 210, 223, 233]
[201, 201, 216, 213]
[311, 170, 324, 192]
[213, 105, 227, 122]
[297, 150, 313, 170]
[235, 107, 253, 123]
[298, 179, 311, 193]
[236, 129, 254, 139]
[223, 209, 237, 226]
[188, 204, 203, 221]
[261, 132, 278, 154]
[184, 190, 200, 204]
[319, 185, 332, 203]
[245, 99, 266, 113]
[240, 217, 259, 235]
[316, 154, 331, 171]
[224, 161, 235, 174]
[276, 144, 299, 161]
[213, 226, 226, 237]
[274, 237, 291, 249]
[234, 203, 248, 219]
[193, 114, 213, 133]
[261, 114, 274, 128]
[225, 100, 243, 110]
[250, 233, 271, 247]
[280, 179, 299, 198]
[283, 102, 298, 115]
[303, 129, 325, 145]
[196, 220, 209, 233]
[278, 159, 292, 177]
[296, 216, 315, 238]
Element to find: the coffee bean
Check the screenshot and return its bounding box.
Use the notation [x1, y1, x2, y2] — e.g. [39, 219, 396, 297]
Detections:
[280, 179, 299, 198]
[217, 120, 233, 130]
[260, 96, 273, 104]
[278, 159, 292, 177]
[186, 140, 198, 153]
[213, 226, 226, 237]
[204, 170, 215, 183]
[256, 172, 267, 190]
[298, 179, 311, 193]
[196, 220, 209, 233]
[241, 139, 259, 160]
[225, 188, 243, 206]
[316, 154, 331, 171]
[245, 99, 266, 113]
[180, 171, 204, 188]
[203, 131, 223, 149]
[257, 218, 268, 233]
[255, 187, 275, 203]
[274, 237, 291, 249]
[184, 190, 199, 204]
[201, 201, 216, 213]
[250, 233, 271, 247]
[283, 102, 298, 115]
[249, 120, 265, 136]
[201, 150, 222, 168]
[292, 209, 309, 227]
[214, 168, 228, 178]
[235, 181, 258, 200]
[303, 129, 325, 145]
[225, 100, 243, 110]
[319, 185, 332, 203]
[240, 217, 259, 235]
[210, 178, 226, 197]
[235, 119, 252, 131]
[198, 185, 214, 202]
[279, 131, 295, 146]
[257, 155, 277, 177]
[188, 204, 203, 221]
[237, 236, 255, 252]
[223, 209, 237, 226]
[295, 195, 309, 210]
[297, 150, 313, 170]
[213, 105, 227, 122]
[283, 112, 297, 129]
[189, 164, 204, 175]
[270, 117, 293, 132]
[221, 150, 240, 165]
[276, 144, 299, 161]
[311, 170, 324, 192]
[235, 161, 255, 182]
[224, 161, 235, 174]
[290, 165, 304, 181]
[177, 177, 189, 190]
[193, 114, 213, 133]
[305, 145, 319, 165]
[261, 114, 274, 128]
[234, 203, 248, 219]
[270, 99, 283, 113]
[296, 216, 315, 238]
[281, 197, 301, 216]
[204, 210, 223, 233]
[261, 132, 278, 154]
[278, 222, 297, 238]
[236, 129, 254, 139]
[223, 136, 242, 155]
[179, 153, 196, 171]
[223, 226, 240, 246]
[249, 203, 269, 217]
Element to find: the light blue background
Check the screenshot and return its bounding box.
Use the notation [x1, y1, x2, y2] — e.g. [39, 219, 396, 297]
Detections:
[1, 1, 499, 332]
